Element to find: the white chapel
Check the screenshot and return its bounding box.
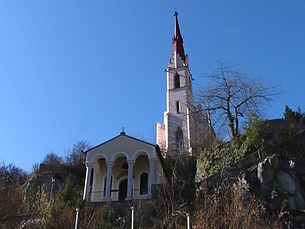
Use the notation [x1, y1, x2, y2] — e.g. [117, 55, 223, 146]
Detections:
[83, 12, 210, 202]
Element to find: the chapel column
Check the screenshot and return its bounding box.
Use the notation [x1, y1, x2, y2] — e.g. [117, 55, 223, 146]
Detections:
[105, 161, 113, 200]
[148, 158, 155, 197]
[91, 169, 96, 201]
[127, 160, 135, 199]
[83, 163, 93, 201]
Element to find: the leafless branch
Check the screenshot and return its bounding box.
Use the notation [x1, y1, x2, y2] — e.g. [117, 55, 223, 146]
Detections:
[196, 63, 279, 139]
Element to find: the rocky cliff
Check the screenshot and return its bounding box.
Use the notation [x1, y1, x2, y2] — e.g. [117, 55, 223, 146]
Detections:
[199, 130, 305, 228]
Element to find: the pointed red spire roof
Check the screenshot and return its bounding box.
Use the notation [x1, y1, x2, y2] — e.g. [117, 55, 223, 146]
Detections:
[173, 11, 186, 62]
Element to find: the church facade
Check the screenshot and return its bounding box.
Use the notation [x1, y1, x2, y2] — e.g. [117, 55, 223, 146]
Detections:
[83, 131, 165, 202]
[83, 12, 210, 202]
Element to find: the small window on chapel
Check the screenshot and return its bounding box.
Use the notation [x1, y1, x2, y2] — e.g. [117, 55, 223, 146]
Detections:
[176, 101, 180, 113]
[174, 73, 180, 88]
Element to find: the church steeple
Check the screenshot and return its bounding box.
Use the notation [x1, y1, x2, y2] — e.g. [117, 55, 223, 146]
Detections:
[157, 12, 214, 155]
[173, 11, 186, 64]
[156, 11, 195, 155]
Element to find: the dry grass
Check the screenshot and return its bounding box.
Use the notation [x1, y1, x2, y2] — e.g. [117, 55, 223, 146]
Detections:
[193, 182, 280, 229]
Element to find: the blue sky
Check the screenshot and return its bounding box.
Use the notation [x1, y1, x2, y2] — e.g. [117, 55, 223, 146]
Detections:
[0, 1, 304, 171]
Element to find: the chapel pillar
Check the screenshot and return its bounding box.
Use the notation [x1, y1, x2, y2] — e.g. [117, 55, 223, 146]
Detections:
[127, 160, 135, 199]
[105, 161, 113, 200]
[148, 158, 155, 197]
[83, 163, 93, 201]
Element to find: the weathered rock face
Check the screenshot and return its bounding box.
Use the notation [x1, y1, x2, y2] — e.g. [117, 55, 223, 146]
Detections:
[23, 164, 69, 205]
[256, 154, 305, 212]
[199, 153, 305, 227]
[234, 153, 304, 228]
[257, 157, 276, 184]
[198, 131, 305, 227]
[19, 218, 44, 229]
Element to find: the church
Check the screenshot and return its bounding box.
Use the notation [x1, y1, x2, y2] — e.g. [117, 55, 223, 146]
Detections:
[83, 12, 210, 202]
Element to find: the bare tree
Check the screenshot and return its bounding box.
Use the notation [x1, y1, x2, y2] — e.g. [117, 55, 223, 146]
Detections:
[65, 140, 91, 168]
[0, 164, 25, 227]
[0, 163, 27, 185]
[198, 63, 278, 139]
[42, 152, 63, 167]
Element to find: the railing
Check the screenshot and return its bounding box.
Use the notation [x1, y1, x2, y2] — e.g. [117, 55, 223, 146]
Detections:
[89, 188, 149, 202]
[90, 190, 105, 196]
[132, 188, 149, 198]
[89, 190, 105, 202]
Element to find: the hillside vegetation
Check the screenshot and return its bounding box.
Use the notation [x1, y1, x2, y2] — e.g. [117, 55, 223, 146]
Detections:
[1, 107, 305, 228]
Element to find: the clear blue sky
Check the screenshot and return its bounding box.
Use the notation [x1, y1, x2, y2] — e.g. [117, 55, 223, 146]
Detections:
[0, 1, 304, 171]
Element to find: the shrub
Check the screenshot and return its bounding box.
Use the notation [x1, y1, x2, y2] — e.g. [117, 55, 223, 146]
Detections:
[56, 176, 82, 210]
[197, 113, 274, 177]
[68, 205, 119, 229]
[197, 139, 244, 176]
[32, 187, 52, 219]
[0, 163, 26, 226]
[0, 180, 24, 223]
[242, 113, 273, 153]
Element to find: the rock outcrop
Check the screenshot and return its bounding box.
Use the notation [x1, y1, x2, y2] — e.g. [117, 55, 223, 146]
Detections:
[199, 130, 305, 228]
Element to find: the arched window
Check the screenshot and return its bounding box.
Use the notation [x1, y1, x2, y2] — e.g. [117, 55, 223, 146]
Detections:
[175, 128, 184, 152]
[174, 73, 180, 88]
[140, 172, 148, 195]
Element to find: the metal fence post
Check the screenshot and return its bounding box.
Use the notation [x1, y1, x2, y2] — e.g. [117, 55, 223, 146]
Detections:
[131, 206, 134, 229]
[74, 208, 79, 229]
[186, 213, 190, 229]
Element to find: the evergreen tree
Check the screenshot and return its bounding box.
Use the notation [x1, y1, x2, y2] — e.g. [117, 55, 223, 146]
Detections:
[56, 176, 81, 210]
[284, 105, 305, 123]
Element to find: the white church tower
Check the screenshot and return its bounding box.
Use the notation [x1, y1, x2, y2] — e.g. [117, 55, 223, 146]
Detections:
[156, 12, 196, 155]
